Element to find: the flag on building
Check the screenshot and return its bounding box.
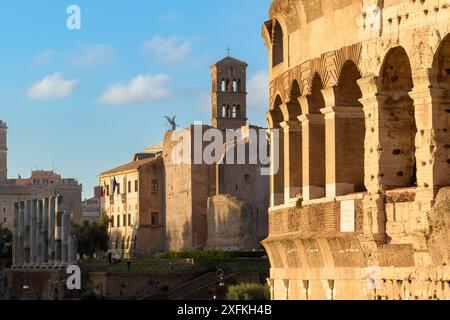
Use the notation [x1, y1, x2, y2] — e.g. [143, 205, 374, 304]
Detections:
[112, 177, 118, 194]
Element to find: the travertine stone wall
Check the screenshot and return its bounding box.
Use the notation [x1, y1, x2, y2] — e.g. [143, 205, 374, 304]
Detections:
[263, 0, 450, 300]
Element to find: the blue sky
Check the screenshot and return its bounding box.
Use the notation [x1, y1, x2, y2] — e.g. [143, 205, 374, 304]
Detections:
[0, 0, 272, 198]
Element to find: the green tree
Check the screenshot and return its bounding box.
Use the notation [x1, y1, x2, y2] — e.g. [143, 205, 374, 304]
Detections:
[0, 226, 12, 263]
[72, 215, 109, 259]
[226, 283, 270, 301]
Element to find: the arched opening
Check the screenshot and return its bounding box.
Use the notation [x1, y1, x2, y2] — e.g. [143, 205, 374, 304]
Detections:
[232, 105, 237, 118]
[271, 95, 285, 206]
[226, 105, 231, 118]
[272, 20, 284, 67]
[284, 80, 303, 200]
[379, 46, 417, 189]
[333, 61, 366, 194]
[233, 80, 238, 93]
[429, 34, 450, 189]
[222, 105, 227, 118]
[305, 74, 326, 199]
[226, 79, 230, 92]
[221, 79, 226, 92]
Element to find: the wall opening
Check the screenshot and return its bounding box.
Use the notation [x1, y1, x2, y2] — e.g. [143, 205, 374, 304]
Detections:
[379, 46, 417, 189]
[271, 95, 285, 206]
[272, 21, 284, 67]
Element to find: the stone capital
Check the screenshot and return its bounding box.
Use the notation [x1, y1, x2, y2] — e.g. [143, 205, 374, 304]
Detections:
[357, 76, 379, 100]
[321, 86, 337, 109]
[320, 106, 365, 119]
[297, 113, 324, 125]
[280, 121, 301, 131]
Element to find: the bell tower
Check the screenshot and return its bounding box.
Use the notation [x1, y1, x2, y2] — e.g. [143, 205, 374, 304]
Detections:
[210, 56, 248, 130]
[0, 121, 7, 183]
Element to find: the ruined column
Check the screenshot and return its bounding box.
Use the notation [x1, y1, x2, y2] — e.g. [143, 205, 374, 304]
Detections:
[54, 195, 63, 268]
[280, 121, 302, 204]
[30, 200, 38, 267]
[298, 113, 325, 200]
[68, 235, 77, 265]
[12, 202, 19, 268]
[36, 200, 44, 267]
[24, 200, 31, 267]
[357, 76, 386, 243]
[17, 201, 25, 268]
[42, 198, 49, 267]
[61, 212, 70, 267]
[48, 197, 56, 267]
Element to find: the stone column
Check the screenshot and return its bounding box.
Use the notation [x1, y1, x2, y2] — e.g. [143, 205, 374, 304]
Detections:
[321, 105, 365, 198]
[12, 202, 19, 268]
[61, 212, 70, 266]
[54, 196, 63, 268]
[68, 235, 77, 265]
[17, 201, 25, 268]
[30, 200, 38, 267]
[24, 200, 31, 267]
[298, 114, 325, 200]
[42, 198, 49, 267]
[48, 197, 56, 267]
[36, 200, 44, 267]
[280, 121, 302, 204]
[269, 128, 284, 207]
[357, 76, 386, 243]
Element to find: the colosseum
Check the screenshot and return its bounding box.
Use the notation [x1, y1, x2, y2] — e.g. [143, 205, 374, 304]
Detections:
[262, 0, 450, 300]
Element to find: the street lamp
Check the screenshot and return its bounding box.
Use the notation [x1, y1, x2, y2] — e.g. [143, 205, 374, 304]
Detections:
[213, 269, 225, 300]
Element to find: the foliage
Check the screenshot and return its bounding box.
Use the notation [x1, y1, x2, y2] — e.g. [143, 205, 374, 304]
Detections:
[71, 215, 109, 259]
[0, 226, 12, 262]
[157, 251, 266, 259]
[296, 197, 304, 208]
[226, 283, 270, 301]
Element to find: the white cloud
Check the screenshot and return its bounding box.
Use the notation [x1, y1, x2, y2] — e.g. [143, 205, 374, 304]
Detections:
[247, 71, 269, 109]
[33, 50, 54, 66]
[27, 72, 78, 100]
[143, 36, 191, 63]
[72, 44, 113, 66]
[98, 74, 171, 105]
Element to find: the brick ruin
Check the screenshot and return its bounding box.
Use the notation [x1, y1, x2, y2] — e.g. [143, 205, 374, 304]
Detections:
[262, 0, 450, 299]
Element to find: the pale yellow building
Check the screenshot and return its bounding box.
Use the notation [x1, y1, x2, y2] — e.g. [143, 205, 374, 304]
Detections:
[99, 152, 164, 258]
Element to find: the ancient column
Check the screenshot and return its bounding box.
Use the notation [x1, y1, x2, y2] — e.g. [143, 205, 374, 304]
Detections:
[24, 200, 31, 267]
[36, 200, 44, 267]
[280, 121, 302, 204]
[42, 198, 49, 267]
[268, 127, 284, 207]
[30, 200, 38, 267]
[54, 195, 63, 268]
[17, 201, 25, 268]
[48, 197, 56, 267]
[12, 202, 19, 268]
[357, 76, 386, 244]
[61, 212, 70, 266]
[298, 113, 325, 200]
[68, 235, 77, 266]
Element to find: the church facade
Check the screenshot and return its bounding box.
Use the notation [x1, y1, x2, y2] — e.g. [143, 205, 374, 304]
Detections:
[263, 0, 450, 300]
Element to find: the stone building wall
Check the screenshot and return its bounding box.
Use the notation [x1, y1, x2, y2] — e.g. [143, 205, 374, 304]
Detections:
[263, 0, 450, 300]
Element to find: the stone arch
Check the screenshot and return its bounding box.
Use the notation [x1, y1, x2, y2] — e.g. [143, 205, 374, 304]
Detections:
[272, 20, 284, 67]
[331, 60, 366, 195]
[431, 33, 450, 88]
[303, 73, 326, 199]
[270, 95, 285, 206]
[378, 46, 417, 189]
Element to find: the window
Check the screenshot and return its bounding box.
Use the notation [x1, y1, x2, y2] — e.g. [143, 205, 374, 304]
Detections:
[222, 105, 227, 118]
[3, 217, 6, 224]
[107, 185, 110, 196]
[128, 214, 131, 226]
[233, 80, 238, 92]
[135, 180, 138, 192]
[151, 179, 159, 192]
[245, 174, 250, 184]
[117, 183, 121, 194]
[272, 21, 284, 67]
[221, 79, 226, 92]
[117, 215, 120, 227]
[111, 216, 115, 228]
[123, 214, 127, 226]
[128, 181, 131, 193]
[232, 105, 237, 118]
[151, 212, 159, 226]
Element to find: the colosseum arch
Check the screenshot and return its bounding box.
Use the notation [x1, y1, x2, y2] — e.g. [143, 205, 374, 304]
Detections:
[329, 60, 366, 196]
[377, 46, 417, 190]
[279, 80, 303, 202]
[301, 73, 326, 200]
[270, 95, 285, 206]
[272, 20, 284, 67]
